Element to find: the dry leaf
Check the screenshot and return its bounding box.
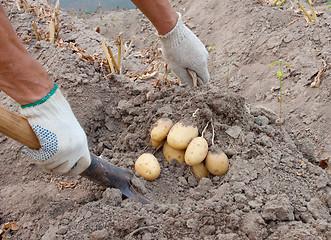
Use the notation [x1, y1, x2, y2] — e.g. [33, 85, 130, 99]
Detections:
[0, 221, 19, 237]
[319, 157, 329, 170]
[51, 178, 78, 191]
[140, 71, 158, 80]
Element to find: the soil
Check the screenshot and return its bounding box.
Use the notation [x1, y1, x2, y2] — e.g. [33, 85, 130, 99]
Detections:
[1, 0, 330, 239]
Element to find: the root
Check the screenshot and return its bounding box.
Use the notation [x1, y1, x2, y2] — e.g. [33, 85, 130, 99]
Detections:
[201, 121, 210, 138]
[201, 119, 215, 145]
[211, 120, 215, 146]
[192, 108, 199, 118]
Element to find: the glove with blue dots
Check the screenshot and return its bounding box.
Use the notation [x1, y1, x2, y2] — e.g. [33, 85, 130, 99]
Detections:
[20, 87, 91, 176]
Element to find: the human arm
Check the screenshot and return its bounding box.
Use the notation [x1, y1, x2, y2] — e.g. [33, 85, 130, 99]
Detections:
[0, 4, 90, 176]
[0, 4, 53, 105]
[131, 0, 210, 86]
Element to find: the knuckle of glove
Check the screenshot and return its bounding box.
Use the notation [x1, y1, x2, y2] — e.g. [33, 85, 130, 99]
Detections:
[22, 124, 90, 175]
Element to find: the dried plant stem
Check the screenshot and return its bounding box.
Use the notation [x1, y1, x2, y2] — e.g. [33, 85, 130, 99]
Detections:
[101, 40, 115, 73]
[311, 59, 327, 88]
[107, 45, 120, 73]
[15, 0, 21, 10]
[257, 0, 264, 6]
[117, 32, 123, 74]
[22, 0, 29, 13]
[32, 22, 41, 40]
[49, 18, 56, 43]
[296, 1, 312, 22]
[123, 35, 135, 59]
[307, 0, 318, 22]
[54, 0, 60, 14]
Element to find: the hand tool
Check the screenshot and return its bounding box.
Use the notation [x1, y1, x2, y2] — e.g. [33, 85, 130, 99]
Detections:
[0, 106, 149, 204]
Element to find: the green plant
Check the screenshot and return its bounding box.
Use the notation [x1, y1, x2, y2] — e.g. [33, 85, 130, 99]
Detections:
[279, 0, 287, 6]
[225, 62, 238, 95]
[207, 42, 217, 77]
[269, 59, 292, 125]
[273, 0, 287, 7]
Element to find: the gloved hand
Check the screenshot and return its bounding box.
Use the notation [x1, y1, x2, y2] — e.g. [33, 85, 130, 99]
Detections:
[159, 13, 210, 86]
[20, 84, 91, 176]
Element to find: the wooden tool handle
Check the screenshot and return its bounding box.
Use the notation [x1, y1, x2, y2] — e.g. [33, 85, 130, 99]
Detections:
[0, 106, 41, 149]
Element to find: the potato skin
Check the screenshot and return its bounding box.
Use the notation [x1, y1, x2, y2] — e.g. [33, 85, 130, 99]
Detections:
[150, 118, 173, 142]
[192, 162, 209, 179]
[205, 150, 229, 176]
[163, 142, 185, 164]
[150, 138, 163, 148]
[167, 121, 199, 150]
[184, 137, 209, 166]
[134, 153, 161, 181]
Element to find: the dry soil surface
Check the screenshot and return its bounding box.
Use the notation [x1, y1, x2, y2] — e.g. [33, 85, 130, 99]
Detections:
[0, 0, 330, 239]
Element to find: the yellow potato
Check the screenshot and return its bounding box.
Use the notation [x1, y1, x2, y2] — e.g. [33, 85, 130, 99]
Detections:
[192, 162, 209, 179]
[163, 142, 185, 164]
[150, 118, 173, 142]
[205, 149, 229, 176]
[185, 137, 208, 166]
[150, 138, 163, 149]
[134, 153, 161, 181]
[167, 121, 199, 150]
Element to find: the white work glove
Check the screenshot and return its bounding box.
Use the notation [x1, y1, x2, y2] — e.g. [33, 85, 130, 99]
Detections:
[20, 84, 91, 176]
[159, 13, 210, 86]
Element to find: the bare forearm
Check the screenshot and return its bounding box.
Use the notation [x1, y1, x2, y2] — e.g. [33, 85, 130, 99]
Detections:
[131, 0, 178, 35]
[0, 4, 53, 105]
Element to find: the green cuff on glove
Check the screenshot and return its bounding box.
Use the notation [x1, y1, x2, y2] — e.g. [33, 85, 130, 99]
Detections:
[21, 83, 58, 109]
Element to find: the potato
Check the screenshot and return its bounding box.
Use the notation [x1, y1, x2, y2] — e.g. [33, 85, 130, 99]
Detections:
[134, 153, 161, 181]
[185, 137, 208, 166]
[167, 121, 199, 150]
[192, 162, 209, 179]
[150, 138, 163, 149]
[163, 142, 185, 164]
[150, 118, 173, 141]
[205, 149, 229, 176]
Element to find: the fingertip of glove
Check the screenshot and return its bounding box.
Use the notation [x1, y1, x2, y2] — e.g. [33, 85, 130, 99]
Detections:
[66, 156, 91, 176]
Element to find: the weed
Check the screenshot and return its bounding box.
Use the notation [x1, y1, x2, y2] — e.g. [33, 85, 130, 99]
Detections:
[224, 62, 238, 95]
[279, 0, 287, 6]
[269, 59, 292, 126]
[207, 42, 217, 74]
[207, 42, 216, 62]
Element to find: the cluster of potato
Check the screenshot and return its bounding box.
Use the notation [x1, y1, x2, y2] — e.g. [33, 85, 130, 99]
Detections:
[134, 118, 229, 181]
